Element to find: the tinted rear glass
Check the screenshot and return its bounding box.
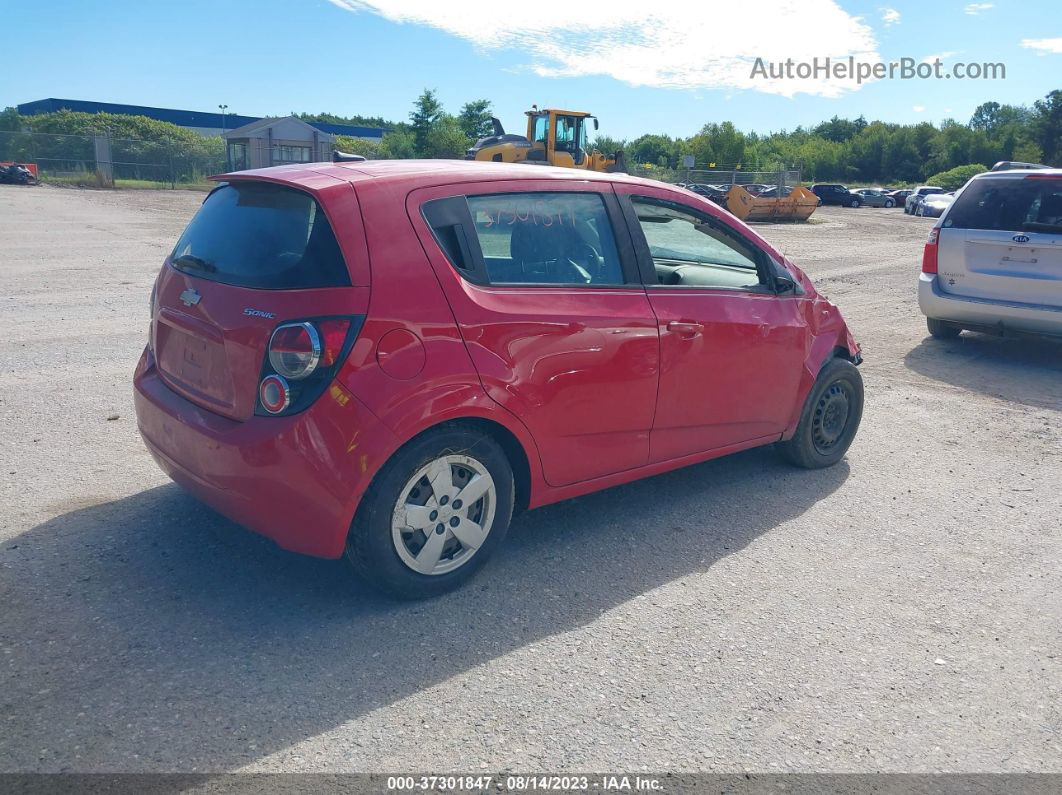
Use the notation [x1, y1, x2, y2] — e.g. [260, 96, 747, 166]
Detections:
[945, 177, 1062, 232]
[171, 182, 350, 289]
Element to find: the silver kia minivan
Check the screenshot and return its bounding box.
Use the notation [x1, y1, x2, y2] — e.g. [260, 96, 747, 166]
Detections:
[918, 168, 1062, 339]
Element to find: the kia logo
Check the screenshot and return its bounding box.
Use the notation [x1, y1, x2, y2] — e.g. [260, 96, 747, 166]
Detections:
[1012, 234, 1030, 243]
[179, 287, 201, 307]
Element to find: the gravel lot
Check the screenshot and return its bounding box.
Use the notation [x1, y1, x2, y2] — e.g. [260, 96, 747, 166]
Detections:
[1, 184, 1059, 774]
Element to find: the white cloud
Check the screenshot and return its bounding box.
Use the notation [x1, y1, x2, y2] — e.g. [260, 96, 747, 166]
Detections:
[328, 0, 881, 97]
[964, 3, 993, 14]
[1021, 37, 1062, 54]
[922, 51, 960, 63]
[912, 105, 926, 112]
[880, 8, 900, 26]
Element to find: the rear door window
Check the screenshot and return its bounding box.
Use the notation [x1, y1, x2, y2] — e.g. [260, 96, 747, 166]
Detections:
[425, 192, 627, 286]
[945, 177, 1062, 232]
[171, 182, 351, 289]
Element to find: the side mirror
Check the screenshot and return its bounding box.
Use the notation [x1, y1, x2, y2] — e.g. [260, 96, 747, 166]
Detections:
[593, 117, 599, 130]
[772, 268, 801, 295]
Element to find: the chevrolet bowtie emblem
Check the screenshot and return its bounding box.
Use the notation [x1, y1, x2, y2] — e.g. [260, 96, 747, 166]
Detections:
[179, 287, 201, 307]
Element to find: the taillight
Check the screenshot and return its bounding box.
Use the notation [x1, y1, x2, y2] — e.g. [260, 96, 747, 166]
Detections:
[317, 319, 352, 366]
[269, 322, 321, 380]
[257, 316, 362, 417]
[259, 374, 291, 414]
[922, 227, 940, 274]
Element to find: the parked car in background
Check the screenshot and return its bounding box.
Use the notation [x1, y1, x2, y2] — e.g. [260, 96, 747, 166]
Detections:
[684, 182, 729, 207]
[853, 189, 896, 208]
[134, 160, 864, 598]
[917, 192, 954, 218]
[905, 186, 945, 214]
[919, 168, 1062, 339]
[811, 183, 863, 207]
[886, 189, 912, 205]
[990, 160, 1051, 172]
[734, 183, 772, 196]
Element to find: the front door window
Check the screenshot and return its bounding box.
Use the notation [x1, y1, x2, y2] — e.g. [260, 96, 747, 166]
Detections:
[631, 198, 763, 290]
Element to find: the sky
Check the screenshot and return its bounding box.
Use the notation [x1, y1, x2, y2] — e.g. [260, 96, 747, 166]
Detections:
[2, 0, 1060, 140]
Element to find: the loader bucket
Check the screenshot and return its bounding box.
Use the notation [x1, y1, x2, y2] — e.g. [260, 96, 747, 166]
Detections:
[725, 185, 819, 222]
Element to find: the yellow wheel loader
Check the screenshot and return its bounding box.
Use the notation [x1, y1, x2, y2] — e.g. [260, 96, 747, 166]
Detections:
[466, 107, 626, 173]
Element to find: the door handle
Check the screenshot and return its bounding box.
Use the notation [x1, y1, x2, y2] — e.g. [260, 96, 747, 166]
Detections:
[667, 321, 703, 336]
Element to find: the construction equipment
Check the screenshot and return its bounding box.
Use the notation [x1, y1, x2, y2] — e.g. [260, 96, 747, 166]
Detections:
[466, 106, 625, 173]
[724, 184, 820, 222]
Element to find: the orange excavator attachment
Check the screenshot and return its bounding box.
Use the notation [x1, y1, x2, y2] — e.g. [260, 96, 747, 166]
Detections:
[725, 185, 819, 222]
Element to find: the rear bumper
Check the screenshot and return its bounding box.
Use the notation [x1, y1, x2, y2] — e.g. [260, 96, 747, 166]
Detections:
[918, 273, 1062, 337]
[133, 347, 398, 558]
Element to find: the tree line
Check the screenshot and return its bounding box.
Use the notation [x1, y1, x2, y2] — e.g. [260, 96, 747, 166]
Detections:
[3, 87, 1060, 187]
[336, 88, 1061, 185]
[596, 90, 1061, 185]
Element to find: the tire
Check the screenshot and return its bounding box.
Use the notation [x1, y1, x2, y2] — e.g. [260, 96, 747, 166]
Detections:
[777, 358, 864, 469]
[926, 317, 962, 339]
[849, 198, 860, 208]
[884, 199, 894, 208]
[904, 204, 911, 214]
[345, 425, 515, 599]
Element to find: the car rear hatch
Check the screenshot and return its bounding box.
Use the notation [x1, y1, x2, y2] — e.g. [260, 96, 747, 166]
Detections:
[937, 174, 1062, 308]
[151, 178, 368, 421]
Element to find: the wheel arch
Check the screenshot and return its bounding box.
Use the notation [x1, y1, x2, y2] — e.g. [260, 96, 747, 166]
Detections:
[348, 408, 538, 534]
[783, 317, 862, 439]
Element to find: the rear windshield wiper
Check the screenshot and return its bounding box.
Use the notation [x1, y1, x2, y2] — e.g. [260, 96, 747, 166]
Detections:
[1021, 221, 1062, 234]
[172, 254, 217, 273]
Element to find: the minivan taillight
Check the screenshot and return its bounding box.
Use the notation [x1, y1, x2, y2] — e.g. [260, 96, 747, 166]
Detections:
[257, 316, 362, 416]
[922, 227, 940, 274]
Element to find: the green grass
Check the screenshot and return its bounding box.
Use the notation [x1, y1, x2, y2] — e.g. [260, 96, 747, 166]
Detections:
[40, 173, 212, 190]
[115, 178, 212, 191]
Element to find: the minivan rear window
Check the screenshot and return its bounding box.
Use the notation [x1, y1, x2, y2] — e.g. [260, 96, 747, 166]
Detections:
[170, 182, 351, 289]
[945, 177, 1062, 233]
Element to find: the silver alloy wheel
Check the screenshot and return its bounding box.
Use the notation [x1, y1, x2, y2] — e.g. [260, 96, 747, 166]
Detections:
[391, 454, 497, 576]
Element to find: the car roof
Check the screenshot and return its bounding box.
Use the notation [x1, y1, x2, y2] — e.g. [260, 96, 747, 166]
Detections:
[970, 167, 1062, 180]
[215, 159, 657, 191]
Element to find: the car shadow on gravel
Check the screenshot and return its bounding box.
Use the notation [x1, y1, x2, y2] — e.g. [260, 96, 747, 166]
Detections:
[904, 332, 1062, 410]
[0, 448, 848, 772]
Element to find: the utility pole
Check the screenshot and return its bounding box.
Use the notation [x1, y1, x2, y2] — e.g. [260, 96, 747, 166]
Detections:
[219, 104, 229, 170]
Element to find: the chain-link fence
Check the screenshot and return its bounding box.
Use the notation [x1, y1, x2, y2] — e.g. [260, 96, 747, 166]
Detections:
[629, 164, 803, 190]
[0, 130, 227, 189]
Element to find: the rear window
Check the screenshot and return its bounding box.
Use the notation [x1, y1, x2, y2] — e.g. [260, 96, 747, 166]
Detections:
[945, 177, 1062, 233]
[171, 182, 350, 289]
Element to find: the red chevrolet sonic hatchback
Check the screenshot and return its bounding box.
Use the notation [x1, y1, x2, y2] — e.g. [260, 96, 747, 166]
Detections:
[134, 160, 862, 598]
